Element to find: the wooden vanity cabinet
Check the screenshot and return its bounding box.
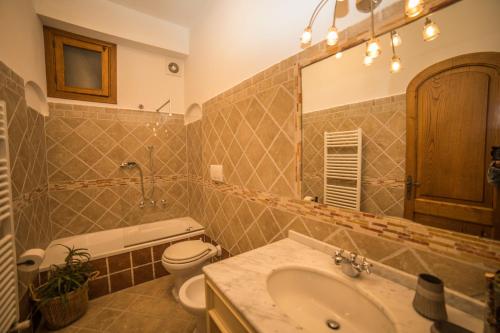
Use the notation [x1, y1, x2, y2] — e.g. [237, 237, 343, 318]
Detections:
[205, 276, 256, 333]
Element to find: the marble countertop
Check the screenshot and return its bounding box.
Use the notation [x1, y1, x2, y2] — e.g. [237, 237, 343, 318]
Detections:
[203, 233, 483, 333]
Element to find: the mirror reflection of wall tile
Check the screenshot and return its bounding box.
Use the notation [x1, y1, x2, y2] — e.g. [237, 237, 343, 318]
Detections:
[303, 94, 405, 216]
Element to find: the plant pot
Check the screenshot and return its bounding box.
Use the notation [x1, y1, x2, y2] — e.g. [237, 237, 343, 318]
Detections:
[34, 280, 89, 330]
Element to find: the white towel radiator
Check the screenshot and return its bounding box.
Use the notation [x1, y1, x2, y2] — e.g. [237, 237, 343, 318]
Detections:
[0, 101, 19, 333]
[324, 129, 362, 210]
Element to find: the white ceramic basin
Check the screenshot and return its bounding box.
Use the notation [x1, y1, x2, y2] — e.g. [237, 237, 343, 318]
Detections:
[267, 266, 397, 333]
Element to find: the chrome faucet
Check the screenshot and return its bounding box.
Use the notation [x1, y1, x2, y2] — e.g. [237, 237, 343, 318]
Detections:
[334, 249, 371, 278]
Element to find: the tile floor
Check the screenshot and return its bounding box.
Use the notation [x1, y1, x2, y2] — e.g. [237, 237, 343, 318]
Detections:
[39, 276, 196, 333]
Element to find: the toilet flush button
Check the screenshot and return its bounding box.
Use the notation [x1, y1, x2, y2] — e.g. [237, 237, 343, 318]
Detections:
[210, 165, 224, 182]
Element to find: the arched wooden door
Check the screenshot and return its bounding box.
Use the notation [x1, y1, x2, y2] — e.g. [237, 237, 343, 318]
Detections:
[405, 52, 500, 239]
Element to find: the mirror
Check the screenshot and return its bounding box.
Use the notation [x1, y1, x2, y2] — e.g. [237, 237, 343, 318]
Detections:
[301, 0, 500, 238]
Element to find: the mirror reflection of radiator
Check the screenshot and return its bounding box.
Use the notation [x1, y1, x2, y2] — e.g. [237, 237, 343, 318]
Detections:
[324, 129, 362, 210]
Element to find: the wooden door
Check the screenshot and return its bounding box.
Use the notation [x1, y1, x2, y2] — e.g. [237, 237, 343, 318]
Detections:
[405, 53, 500, 239]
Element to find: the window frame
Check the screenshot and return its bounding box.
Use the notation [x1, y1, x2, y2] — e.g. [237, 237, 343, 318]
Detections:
[44, 26, 117, 104]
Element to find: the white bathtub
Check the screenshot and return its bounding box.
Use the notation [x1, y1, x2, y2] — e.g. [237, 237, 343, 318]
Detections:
[40, 216, 204, 271]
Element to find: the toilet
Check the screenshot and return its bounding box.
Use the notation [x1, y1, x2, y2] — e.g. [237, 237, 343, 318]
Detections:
[162, 239, 220, 300]
[179, 274, 206, 333]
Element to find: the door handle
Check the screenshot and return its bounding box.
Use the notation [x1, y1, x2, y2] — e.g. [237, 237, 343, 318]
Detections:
[406, 176, 420, 199]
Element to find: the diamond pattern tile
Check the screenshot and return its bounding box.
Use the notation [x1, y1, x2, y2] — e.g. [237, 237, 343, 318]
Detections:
[200, 79, 297, 196]
[0, 63, 51, 272]
[43, 104, 188, 237]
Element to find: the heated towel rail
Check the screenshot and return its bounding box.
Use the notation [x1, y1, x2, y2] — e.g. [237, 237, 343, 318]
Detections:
[324, 129, 362, 210]
[0, 101, 18, 333]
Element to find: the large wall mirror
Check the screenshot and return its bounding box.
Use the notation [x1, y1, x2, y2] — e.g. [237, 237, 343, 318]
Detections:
[301, 0, 500, 239]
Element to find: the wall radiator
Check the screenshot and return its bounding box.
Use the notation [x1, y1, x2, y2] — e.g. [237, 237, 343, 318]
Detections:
[0, 101, 19, 333]
[324, 129, 362, 210]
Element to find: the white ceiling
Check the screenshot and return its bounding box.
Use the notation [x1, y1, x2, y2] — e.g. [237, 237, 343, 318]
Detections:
[107, 0, 212, 28]
[107, 0, 400, 31]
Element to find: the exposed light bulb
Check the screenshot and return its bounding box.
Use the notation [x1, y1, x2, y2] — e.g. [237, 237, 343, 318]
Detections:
[326, 26, 339, 46]
[366, 38, 381, 59]
[392, 32, 402, 47]
[301, 27, 312, 48]
[390, 56, 402, 73]
[423, 18, 440, 41]
[405, 0, 424, 18]
[335, 51, 343, 59]
[363, 54, 374, 66]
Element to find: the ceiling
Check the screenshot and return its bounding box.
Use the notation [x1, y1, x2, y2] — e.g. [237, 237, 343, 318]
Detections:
[106, 0, 400, 31]
[107, 0, 212, 28]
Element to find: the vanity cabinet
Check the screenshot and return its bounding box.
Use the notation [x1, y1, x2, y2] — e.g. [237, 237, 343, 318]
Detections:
[205, 277, 256, 333]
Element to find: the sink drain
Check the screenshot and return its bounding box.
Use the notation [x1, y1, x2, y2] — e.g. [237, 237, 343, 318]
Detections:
[326, 319, 340, 330]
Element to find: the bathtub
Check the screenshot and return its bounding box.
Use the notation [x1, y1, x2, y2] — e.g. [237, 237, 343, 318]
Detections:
[40, 216, 204, 271]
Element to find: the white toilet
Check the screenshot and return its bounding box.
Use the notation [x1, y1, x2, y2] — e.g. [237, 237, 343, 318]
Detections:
[179, 274, 206, 333]
[162, 239, 220, 300]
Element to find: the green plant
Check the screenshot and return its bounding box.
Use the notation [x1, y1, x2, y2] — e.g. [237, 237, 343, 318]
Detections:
[34, 245, 94, 304]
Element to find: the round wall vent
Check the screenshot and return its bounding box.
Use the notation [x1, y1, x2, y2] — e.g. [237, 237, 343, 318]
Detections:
[168, 62, 180, 74]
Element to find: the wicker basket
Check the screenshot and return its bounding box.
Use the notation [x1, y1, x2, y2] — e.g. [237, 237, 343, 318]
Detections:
[33, 281, 89, 330]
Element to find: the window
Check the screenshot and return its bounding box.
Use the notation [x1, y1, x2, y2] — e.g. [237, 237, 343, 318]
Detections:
[44, 27, 117, 104]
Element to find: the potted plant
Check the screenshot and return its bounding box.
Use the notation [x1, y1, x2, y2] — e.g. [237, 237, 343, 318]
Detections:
[31, 245, 96, 330]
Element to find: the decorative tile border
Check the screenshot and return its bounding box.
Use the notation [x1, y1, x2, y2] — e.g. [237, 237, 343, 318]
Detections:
[11, 185, 49, 209]
[191, 178, 500, 265]
[48, 175, 188, 191]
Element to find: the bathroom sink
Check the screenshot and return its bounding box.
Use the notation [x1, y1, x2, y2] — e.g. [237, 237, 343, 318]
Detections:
[266, 266, 397, 333]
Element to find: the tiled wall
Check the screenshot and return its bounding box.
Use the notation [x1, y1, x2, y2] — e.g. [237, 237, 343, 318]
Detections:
[201, 70, 298, 198]
[192, 181, 496, 299]
[186, 120, 204, 223]
[0, 63, 51, 257]
[186, 41, 500, 301]
[302, 95, 406, 217]
[45, 104, 189, 238]
[0, 62, 51, 310]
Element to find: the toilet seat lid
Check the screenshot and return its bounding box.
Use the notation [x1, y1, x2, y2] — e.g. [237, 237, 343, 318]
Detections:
[162, 240, 212, 263]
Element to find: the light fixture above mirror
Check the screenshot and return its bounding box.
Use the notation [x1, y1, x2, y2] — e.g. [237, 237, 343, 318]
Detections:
[300, 0, 442, 70]
[423, 17, 440, 41]
[405, 0, 425, 17]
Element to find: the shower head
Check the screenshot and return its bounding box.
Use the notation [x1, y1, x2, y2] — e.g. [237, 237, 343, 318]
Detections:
[120, 161, 138, 169]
